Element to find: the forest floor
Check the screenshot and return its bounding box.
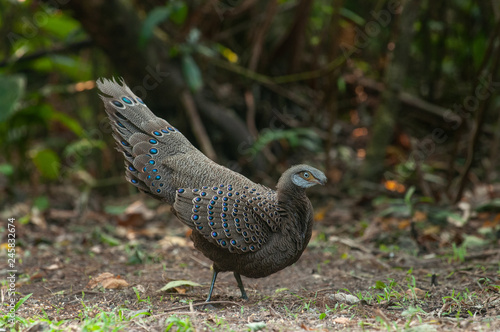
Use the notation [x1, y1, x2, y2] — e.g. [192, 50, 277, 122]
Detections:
[1, 191, 500, 331]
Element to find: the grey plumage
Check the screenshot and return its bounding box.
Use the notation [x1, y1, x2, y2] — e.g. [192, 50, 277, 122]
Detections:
[97, 78, 326, 301]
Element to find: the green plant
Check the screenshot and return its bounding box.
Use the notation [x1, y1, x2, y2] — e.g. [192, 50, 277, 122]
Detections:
[165, 315, 194, 332]
[449, 242, 467, 263]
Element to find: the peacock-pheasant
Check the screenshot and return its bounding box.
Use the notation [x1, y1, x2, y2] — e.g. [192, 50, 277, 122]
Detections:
[97, 78, 326, 301]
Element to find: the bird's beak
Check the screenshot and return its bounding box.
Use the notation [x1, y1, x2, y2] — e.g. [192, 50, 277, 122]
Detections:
[313, 176, 327, 185]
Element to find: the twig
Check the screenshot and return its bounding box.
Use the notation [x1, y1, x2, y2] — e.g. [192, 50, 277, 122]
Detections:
[342, 73, 452, 118]
[180, 90, 217, 161]
[153, 300, 243, 315]
[248, 0, 278, 71]
[454, 19, 500, 203]
[189, 255, 212, 269]
[0, 39, 93, 67]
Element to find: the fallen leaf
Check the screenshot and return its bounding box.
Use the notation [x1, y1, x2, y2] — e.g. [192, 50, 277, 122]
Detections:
[87, 272, 129, 289]
[158, 280, 201, 292]
[31, 207, 47, 229]
[329, 293, 360, 304]
[246, 322, 266, 331]
[158, 235, 190, 249]
[43, 264, 61, 270]
[174, 287, 187, 294]
[405, 287, 427, 299]
[332, 317, 350, 324]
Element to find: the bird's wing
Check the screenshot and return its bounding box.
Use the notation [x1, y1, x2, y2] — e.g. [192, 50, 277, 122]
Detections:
[173, 184, 283, 254]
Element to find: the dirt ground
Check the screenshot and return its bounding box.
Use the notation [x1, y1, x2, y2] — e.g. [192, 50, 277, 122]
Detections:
[2, 193, 500, 331]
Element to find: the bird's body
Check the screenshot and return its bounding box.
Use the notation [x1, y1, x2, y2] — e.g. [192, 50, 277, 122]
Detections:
[97, 78, 326, 301]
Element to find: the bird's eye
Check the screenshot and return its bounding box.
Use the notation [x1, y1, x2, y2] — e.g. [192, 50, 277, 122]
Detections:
[303, 172, 310, 178]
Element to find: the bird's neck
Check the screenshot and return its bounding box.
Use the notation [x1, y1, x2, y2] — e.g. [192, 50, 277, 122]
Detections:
[277, 185, 311, 227]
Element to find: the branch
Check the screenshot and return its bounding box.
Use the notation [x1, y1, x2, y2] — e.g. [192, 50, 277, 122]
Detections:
[0, 40, 93, 68]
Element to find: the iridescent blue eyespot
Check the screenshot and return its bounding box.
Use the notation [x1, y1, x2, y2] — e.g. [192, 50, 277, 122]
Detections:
[209, 221, 215, 226]
[212, 196, 218, 200]
[211, 232, 218, 237]
[153, 131, 161, 136]
[231, 240, 236, 245]
[152, 169, 158, 173]
[156, 189, 161, 193]
[223, 223, 228, 228]
[235, 218, 240, 222]
[121, 141, 129, 146]
[149, 148, 158, 154]
[136, 97, 145, 104]
[221, 240, 226, 246]
[208, 205, 213, 210]
[192, 215, 199, 221]
[168, 127, 175, 132]
[111, 100, 125, 108]
[149, 139, 158, 144]
[213, 187, 218, 190]
[155, 175, 161, 180]
[117, 121, 125, 128]
[131, 179, 138, 184]
[201, 192, 207, 197]
[223, 207, 228, 212]
[227, 193, 233, 197]
[147, 175, 151, 179]
[208, 216, 214, 220]
[223, 197, 228, 201]
[195, 197, 201, 202]
[128, 166, 136, 171]
[250, 245, 255, 250]
[197, 226, 203, 230]
[143, 167, 147, 172]
[178, 189, 185, 193]
[122, 97, 133, 104]
[148, 160, 155, 165]
[228, 187, 233, 191]
[161, 129, 169, 134]
[160, 183, 164, 187]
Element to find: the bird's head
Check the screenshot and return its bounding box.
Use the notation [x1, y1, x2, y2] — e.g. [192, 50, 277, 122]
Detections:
[278, 164, 327, 190]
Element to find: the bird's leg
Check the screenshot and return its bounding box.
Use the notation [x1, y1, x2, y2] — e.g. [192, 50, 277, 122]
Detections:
[233, 272, 248, 300]
[206, 267, 219, 302]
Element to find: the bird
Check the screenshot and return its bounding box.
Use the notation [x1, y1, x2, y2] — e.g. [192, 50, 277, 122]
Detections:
[97, 78, 327, 302]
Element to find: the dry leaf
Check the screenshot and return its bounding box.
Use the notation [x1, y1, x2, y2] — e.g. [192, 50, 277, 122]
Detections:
[406, 287, 427, 299]
[174, 287, 187, 294]
[87, 272, 129, 289]
[332, 317, 350, 324]
[44, 264, 61, 270]
[329, 293, 360, 304]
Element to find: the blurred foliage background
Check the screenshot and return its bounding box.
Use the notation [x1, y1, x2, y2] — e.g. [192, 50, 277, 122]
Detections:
[1, 0, 499, 214]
